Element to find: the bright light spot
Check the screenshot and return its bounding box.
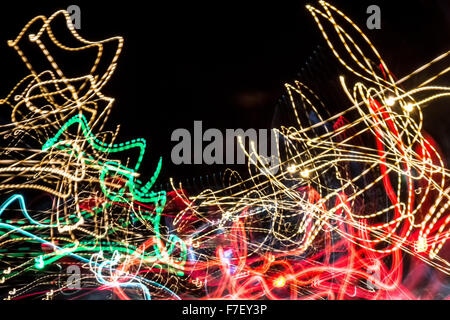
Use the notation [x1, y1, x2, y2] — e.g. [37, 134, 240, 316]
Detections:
[300, 169, 310, 178]
[287, 165, 297, 173]
[385, 96, 396, 106]
[34, 256, 45, 269]
[273, 276, 286, 288]
[415, 237, 427, 253]
[404, 103, 414, 112]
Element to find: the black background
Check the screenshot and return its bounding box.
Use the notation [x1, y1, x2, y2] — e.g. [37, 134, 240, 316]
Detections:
[0, 0, 449, 186]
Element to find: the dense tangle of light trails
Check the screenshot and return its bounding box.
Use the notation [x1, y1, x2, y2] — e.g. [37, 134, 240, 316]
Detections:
[0, 1, 449, 300]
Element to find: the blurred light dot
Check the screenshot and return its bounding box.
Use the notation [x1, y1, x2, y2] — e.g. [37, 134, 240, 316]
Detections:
[287, 165, 297, 173]
[385, 96, 396, 106]
[301, 169, 310, 178]
[404, 103, 414, 112]
[273, 276, 286, 288]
